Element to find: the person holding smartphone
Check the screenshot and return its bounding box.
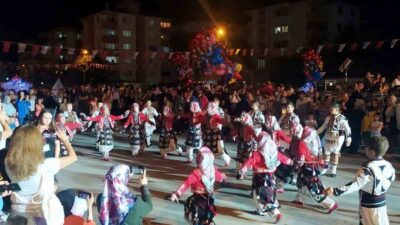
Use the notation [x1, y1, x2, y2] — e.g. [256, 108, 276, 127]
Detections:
[64, 191, 95, 225]
[97, 164, 152, 225]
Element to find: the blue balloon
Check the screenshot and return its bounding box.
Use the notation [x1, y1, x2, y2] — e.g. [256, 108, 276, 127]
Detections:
[212, 46, 224, 65]
[300, 81, 315, 92]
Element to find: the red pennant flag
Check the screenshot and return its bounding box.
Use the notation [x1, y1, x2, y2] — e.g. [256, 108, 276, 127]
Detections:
[31, 45, 40, 56]
[160, 52, 166, 59]
[242, 49, 247, 56]
[350, 43, 358, 51]
[18, 43, 26, 53]
[263, 48, 269, 56]
[3, 42, 11, 53]
[120, 52, 129, 59]
[375, 40, 384, 49]
[54, 47, 62, 56]
[91, 50, 98, 58]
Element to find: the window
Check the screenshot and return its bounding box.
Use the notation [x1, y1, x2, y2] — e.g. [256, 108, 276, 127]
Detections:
[273, 40, 288, 48]
[162, 47, 170, 53]
[257, 58, 266, 70]
[107, 16, 115, 23]
[106, 56, 118, 64]
[149, 45, 157, 51]
[123, 30, 132, 37]
[105, 43, 116, 50]
[338, 6, 343, 15]
[275, 8, 289, 17]
[149, 19, 155, 26]
[123, 43, 131, 50]
[274, 25, 289, 34]
[160, 22, 171, 28]
[350, 8, 356, 17]
[337, 23, 343, 32]
[307, 22, 327, 31]
[104, 30, 116, 36]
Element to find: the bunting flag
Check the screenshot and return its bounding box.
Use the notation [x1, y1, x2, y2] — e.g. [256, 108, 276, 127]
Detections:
[41, 46, 50, 55]
[375, 40, 384, 49]
[296, 47, 303, 54]
[2, 41, 11, 53]
[362, 42, 371, 49]
[31, 45, 40, 56]
[264, 48, 269, 56]
[250, 49, 254, 56]
[338, 44, 346, 52]
[242, 49, 247, 56]
[67, 48, 75, 55]
[18, 43, 26, 53]
[54, 47, 62, 56]
[350, 43, 358, 51]
[391, 39, 399, 48]
[280, 48, 286, 56]
[339, 58, 353, 72]
[91, 50, 98, 58]
[229, 49, 235, 56]
[150, 51, 157, 59]
[316, 45, 324, 53]
[235, 49, 241, 55]
[168, 52, 174, 59]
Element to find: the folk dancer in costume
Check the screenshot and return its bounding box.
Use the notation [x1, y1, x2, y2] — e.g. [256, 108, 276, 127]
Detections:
[64, 103, 85, 141]
[290, 130, 338, 214]
[203, 102, 231, 166]
[233, 112, 257, 179]
[326, 136, 395, 225]
[55, 113, 71, 157]
[317, 102, 351, 177]
[142, 100, 159, 147]
[85, 99, 100, 134]
[185, 101, 204, 163]
[170, 147, 226, 225]
[302, 126, 322, 158]
[265, 110, 280, 132]
[278, 102, 303, 139]
[250, 102, 265, 136]
[83, 105, 129, 161]
[159, 105, 183, 159]
[124, 103, 149, 157]
[238, 132, 292, 223]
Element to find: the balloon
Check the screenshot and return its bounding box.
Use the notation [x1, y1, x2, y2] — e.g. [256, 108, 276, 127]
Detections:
[235, 63, 243, 73]
[228, 78, 237, 85]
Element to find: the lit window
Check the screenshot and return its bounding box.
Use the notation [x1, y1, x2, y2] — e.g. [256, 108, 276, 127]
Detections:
[105, 43, 116, 50]
[123, 30, 132, 37]
[274, 27, 281, 34]
[105, 30, 116, 36]
[123, 43, 131, 50]
[274, 25, 289, 34]
[257, 58, 266, 70]
[282, 25, 289, 32]
[162, 47, 170, 53]
[106, 56, 119, 64]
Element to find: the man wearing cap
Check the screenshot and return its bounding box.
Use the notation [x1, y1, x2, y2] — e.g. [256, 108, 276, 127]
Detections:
[317, 102, 351, 177]
[326, 136, 395, 225]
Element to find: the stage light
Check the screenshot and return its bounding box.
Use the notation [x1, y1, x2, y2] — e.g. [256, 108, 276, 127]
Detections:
[82, 49, 89, 55]
[217, 28, 225, 37]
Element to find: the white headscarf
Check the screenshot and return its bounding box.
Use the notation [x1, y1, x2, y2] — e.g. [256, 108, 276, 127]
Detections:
[207, 102, 218, 115]
[196, 147, 215, 193]
[257, 132, 280, 170]
[190, 101, 201, 113]
[70, 196, 88, 217]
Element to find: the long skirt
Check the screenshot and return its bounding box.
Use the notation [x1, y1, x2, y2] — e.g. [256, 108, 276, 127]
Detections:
[129, 124, 145, 146]
[203, 128, 222, 154]
[97, 128, 114, 153]
[159, 129, 177, 151]
[252, 173, 279, 212]
[184, 193, 216, 225]
[185, 125, 202, 148]
[237, 139, 254, 163]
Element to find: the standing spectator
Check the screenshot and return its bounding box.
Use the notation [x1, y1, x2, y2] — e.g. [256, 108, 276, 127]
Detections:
[77, 85, 89, 115]
[362, 72, 374, 91]
[391, 73, 400, 88]
[346, 100, 365, 154]
[295, 91, 312, 122]
[43, 92, 59, 119]
[3, 96, 18, 130]
[35, 97, 45, 118]
[384, 95, 398, 135]
[64, 193, 95, 225]
[36, 110, 60, 158]
[16, 91, 31, 125]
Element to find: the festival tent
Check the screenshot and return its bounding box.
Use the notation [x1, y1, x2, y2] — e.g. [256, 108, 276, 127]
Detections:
[51, 78, 65, 96]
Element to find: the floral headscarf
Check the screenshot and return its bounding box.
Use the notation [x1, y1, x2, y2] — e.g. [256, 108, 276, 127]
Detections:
[196, 147, 215, 193]
[100, 164, 136, 225]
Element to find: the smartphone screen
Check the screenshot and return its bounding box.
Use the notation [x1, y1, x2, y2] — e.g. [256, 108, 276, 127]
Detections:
[130, 165, 145, 175]
[78, 191, 91, 199]
[8, 183, 21, 192]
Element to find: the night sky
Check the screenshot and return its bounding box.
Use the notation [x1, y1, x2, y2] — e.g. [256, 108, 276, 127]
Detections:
[1, 0, 400, 40]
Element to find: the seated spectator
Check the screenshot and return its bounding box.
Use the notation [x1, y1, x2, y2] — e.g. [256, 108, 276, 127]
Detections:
[5, 125, 77, 222]
[64, 192, 95, 225]
[97, 164, 152, 225]
[5, 214, 46, 225]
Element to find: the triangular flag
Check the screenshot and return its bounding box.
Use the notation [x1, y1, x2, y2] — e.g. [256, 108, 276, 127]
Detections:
[229, 49, 235, 56]
[67, 48, 75, 55]
[375, 40, 384, 49]
[250, 49, 254, 56]
[264, 48, 269, 56]
[31, 45, 40, 56]
[3, 41, 11, 53]
[41, 46, 50, 55]
[280, 48, 286, 56]
[235, 49, 241, 55]
[242, 49, 247, 56]
[317, 45, 324, 53]
[151, 51, 157, 59]
[54, 47, 62, 56]
[362, 42, 371, 49]
[338, 44, 346, 52]
[168, 52, 174, 59]
[18, 43, 26, 53]
[339, 58, 353, 72]
[91, 50, 98, 58]
[296, 47, 303, 54]
[350, 43, 358, 51]
[391, 39, 399, 48]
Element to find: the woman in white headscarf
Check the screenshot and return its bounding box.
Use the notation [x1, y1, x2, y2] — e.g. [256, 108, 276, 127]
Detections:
[170, 147, 226, 225]
[3, 95, 18, 130]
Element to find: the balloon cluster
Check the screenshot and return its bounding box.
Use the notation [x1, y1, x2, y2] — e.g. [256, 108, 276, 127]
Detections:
[170, 53, 193, 80]
[1, 75, 32, 92]
[189, 28, 242, 84]
[300, 49, 325, 92]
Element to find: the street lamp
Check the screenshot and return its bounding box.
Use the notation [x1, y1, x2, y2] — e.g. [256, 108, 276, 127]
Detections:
[217, 28, 225, 37]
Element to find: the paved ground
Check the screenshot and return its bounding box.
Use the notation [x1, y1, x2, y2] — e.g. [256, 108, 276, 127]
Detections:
[58, 132, 400, 225]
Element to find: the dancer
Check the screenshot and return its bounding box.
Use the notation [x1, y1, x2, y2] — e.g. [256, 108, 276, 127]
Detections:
[63, 103, 85, 141]
[302, 126, 322, 157]
[239, 132, 292, 223]
[203, 102, 230, 166]
[142, 100, 159, 147]
[326, 136, 395, 225]
[278, 102, 303, 139]
[185, 101, 204, 163]
[265, 110, 280, 132]
[124, 103, 149, 157]
[55, 113, 70, 157]
[290, 131, 338, 213]
[317, 102, 351, 177]
[233, 112, 257, 178]
[159, 105, 182, 159]
[83, 105, 128, 161]
[170, 147, 226, 225]
[250, 102, 265, 136]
